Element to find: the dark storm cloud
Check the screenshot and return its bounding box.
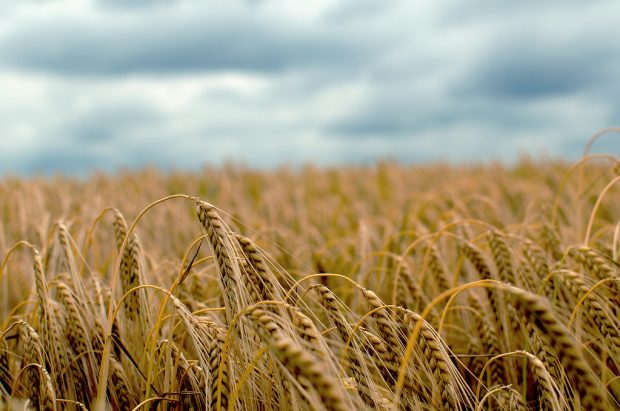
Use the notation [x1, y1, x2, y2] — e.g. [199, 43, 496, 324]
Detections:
[441, 0, 620, 103]
[462, 35, 618, 100]
[327, 0, 620, 142]
[0, 4, 371, 76]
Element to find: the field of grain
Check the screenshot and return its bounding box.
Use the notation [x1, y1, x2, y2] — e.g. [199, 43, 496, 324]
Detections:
[0, 154, 619, 410]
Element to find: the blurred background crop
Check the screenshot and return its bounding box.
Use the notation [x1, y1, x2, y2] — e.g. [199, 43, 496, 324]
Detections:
[0, 0, 619, 176]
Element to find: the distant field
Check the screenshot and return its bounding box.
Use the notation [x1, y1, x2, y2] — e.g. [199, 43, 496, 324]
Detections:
[0, 159, 619, 410]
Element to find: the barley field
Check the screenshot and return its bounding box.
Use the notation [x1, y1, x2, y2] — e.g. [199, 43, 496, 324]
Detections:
[0, 152, 619, 410]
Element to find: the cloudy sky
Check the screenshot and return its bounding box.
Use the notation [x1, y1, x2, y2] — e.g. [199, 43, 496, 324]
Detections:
[0, 0, 619, 175]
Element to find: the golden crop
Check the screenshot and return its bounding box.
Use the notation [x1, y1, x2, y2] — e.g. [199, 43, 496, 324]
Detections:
[0, 154, 618, 410]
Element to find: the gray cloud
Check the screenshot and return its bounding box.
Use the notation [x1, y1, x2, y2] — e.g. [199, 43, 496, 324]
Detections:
[0, 0, 619, 176]
[448, 1, 620, 102]
[0, 3, 374, 76]
[24, 149, 111, 176]
[98, 0, 182, 9]
[325, 0, 620, 144]
[461, 33, 618, 100]
[59, 103, 163, 144]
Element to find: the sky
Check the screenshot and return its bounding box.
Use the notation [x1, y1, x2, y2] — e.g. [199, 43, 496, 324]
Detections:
[0, 0, 619, 176]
